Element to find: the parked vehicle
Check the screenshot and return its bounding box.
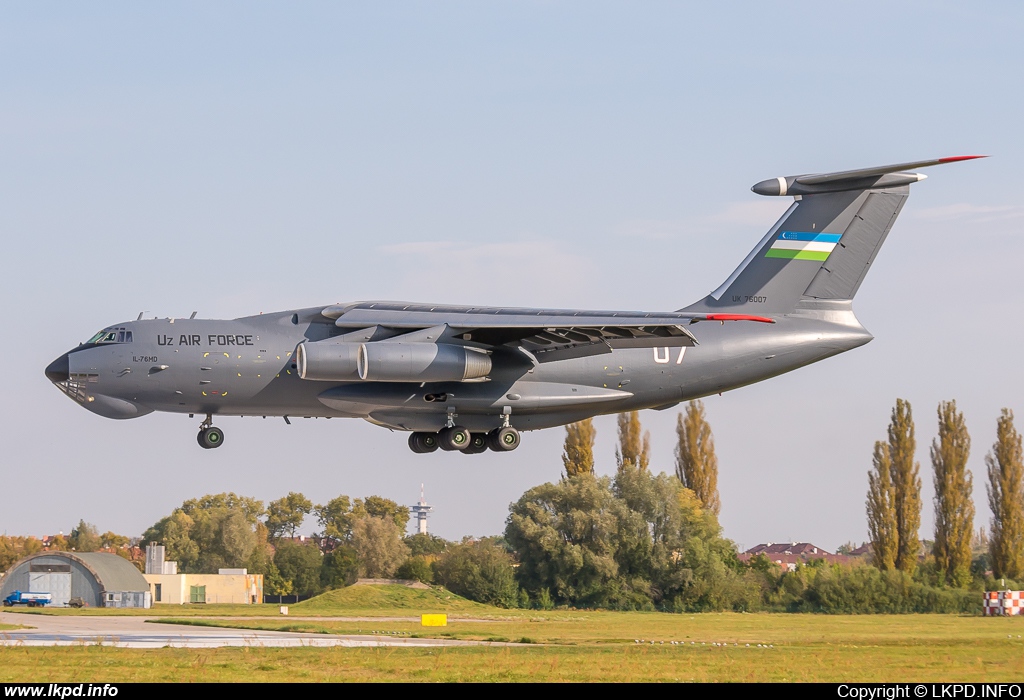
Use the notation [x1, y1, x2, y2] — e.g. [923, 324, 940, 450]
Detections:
[2, 591, 53, 607]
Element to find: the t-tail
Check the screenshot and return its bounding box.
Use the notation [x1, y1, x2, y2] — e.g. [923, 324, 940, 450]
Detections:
[684, 156, 985, 316]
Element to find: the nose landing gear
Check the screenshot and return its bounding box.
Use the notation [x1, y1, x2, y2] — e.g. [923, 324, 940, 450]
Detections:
[196, 414, 224, 449]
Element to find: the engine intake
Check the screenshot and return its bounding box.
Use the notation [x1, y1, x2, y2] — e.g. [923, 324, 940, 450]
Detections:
[296, 342, 360, 381]
[358, 343, 491, 382]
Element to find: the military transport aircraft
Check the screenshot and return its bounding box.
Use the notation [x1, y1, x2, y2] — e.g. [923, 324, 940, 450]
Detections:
[45, 156, 981, 452]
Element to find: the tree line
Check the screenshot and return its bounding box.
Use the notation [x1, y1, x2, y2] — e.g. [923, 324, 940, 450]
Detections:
[3, 400, 1020, 613]
[0, 523, 140, 573]
[549, 404, 989, 613]
[866, 400, 1024, 588]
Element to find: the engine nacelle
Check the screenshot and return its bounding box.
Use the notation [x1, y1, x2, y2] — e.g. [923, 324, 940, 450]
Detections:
[296, 341, 360, 381]
[358, 342, 491, 382]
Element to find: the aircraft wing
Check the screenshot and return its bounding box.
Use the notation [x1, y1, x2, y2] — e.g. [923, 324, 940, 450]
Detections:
[321, 303, 772, 363]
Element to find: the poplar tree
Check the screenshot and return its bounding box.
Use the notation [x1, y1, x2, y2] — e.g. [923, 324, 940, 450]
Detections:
[866, 400, 921, 573]
[931, 400, 974, 587]
[866, 441, 897, 570]
[889, 399, 922, 574]
[987, 409, 1024, 580]
[674, 400, 721, 515]
[562, 419, 596, 477]
[616, 411, 650, 472]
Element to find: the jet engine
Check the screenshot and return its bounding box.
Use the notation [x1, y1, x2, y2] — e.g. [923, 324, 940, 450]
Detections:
[358, 342, 491, 382]
[296, 341, 361, 381]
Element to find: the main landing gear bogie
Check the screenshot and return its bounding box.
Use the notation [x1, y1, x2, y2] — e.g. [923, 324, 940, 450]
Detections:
[407, 426, 520, 454]
[488, 426, 521, 452]
[438, 425, 472, 451]
[408, 431, 439, 454]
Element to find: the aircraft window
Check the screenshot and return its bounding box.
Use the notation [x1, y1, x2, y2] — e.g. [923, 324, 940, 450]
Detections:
[86, 329, 133, 344]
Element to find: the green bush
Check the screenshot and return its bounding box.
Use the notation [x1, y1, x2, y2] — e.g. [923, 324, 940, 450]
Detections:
[395, 555, 434, 584]
[758, 563, 982, 614]
[505, 470, 753, 612]
[432, 538, 519, 608]
[320, 546, 358, 590]
[405, 533, 450, 557]
[273, 540, 324, 597]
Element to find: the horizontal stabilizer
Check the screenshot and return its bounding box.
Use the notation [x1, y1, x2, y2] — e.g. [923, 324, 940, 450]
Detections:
[752, 155, 985, 197]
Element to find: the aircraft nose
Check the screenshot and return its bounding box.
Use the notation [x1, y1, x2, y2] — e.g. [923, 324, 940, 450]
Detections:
[45, 352, 70, 383]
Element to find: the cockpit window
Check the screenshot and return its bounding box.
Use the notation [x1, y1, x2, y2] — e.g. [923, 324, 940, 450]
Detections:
[86, 329, 133, 344]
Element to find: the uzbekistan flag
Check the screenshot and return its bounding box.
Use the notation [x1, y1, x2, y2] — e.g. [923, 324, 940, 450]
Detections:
[765, 231, 841, 261]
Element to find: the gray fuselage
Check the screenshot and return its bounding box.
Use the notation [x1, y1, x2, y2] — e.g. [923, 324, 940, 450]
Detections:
[46, 303, 871, 433]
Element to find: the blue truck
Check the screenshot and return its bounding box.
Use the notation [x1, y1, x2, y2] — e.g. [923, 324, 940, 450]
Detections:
[2, 591, 53, 607]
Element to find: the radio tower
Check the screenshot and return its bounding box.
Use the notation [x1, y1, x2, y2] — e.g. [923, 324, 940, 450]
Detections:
[410, 484, 433, 535]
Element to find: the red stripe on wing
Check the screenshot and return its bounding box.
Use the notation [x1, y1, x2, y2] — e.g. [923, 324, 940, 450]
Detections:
[702, 314, 775, 324]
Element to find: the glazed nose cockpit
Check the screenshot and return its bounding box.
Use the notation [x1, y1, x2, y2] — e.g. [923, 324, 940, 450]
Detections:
[44, 326, 152, 420]
[45, 328, 134, 384]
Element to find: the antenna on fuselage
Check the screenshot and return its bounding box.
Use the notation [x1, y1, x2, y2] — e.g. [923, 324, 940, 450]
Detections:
[190, 311, 197, 319]
[137, 312, 144, 321]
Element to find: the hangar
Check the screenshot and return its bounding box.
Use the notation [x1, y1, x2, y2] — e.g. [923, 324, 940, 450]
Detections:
[0, 551, 151, 608]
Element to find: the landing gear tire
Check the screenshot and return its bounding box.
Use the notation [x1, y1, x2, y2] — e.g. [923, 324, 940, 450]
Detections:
[487, 426, 520, 452]
[408, 431, 440, 454]
[438, 426, 471, 451]
[462, 433, 489, 454]
[198, 426, 225, 449]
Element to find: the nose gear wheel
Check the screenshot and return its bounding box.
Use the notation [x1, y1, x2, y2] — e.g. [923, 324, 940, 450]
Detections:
[198, 426, 224, 449]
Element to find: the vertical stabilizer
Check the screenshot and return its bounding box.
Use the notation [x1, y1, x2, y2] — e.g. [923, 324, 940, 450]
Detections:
[684, 156, 984, 315]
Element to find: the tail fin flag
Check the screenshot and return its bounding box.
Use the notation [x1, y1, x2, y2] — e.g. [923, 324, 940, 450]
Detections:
[685, 156, 985, 316]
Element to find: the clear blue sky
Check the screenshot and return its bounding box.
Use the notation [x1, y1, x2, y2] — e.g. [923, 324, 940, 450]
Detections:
[2, 2, 1022, 551]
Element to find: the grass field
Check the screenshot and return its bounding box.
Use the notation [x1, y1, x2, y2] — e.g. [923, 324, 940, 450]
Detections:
[1, 625, 1023, 683]
[4, 585, 1024, 681]
[153, 610, 1024, 647]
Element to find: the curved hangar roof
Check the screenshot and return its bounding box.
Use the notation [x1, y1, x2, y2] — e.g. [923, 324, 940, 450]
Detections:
[71, 552, 149, 591]
[1, 551, 149, 608]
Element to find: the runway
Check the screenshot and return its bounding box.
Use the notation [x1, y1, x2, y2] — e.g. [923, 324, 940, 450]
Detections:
[0, 613, 514, 649]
